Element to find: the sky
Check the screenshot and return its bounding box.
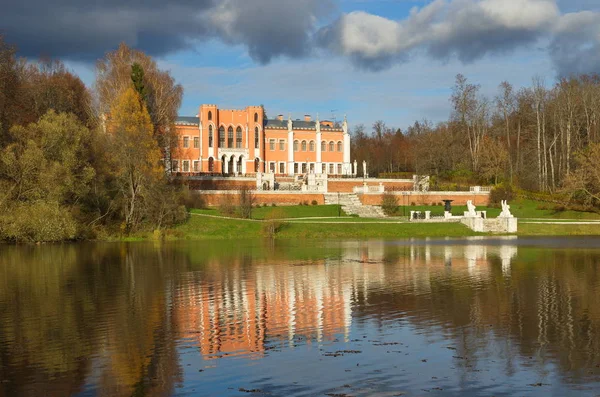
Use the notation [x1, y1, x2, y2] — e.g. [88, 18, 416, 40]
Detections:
[2, 0, 600, 130]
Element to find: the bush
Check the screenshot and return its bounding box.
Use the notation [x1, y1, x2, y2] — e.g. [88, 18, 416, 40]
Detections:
[271, 203, 277, 207]
[311, 200, 318, 206]
[238, 187, 256, 219]
[381, 192, 399, 216]
[303, 200, 309, 206]
[218, 194, 236, 216]
[0, 201, 78, 242]
[489, 184, 515, 205]
[262, 208, 285, 237]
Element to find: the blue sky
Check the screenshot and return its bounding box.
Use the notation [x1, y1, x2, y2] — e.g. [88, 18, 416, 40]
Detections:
[4, 0, 599, 132]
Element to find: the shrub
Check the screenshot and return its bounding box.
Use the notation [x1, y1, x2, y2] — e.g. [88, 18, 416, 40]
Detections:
[218, 194, 236, 216]
[311, 200, 318, 206]
[410, 202, 416, 206]
[381, 192, 399, 216]
[271, 203, 277, 207]
[238, 187, 256, 219]
[262, 208, 285, 237]
[489, 184, 515, 205]
[0, 201, 78, 242]
[303, 200, 309, 206]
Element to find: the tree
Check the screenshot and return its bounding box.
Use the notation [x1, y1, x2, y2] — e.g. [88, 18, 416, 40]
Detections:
[479, 137, 509, 185]
[95, 43, 182, 135]
[563, 143, 600, 207]
[451, 74, 484, 171]
[109, 87, 163, 232]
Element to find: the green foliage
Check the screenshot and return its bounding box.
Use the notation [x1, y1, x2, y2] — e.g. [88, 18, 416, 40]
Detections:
[381, 192, 399, 215]
[131, 63, 148, 103]
[0, 201, 77, 242]
[489, 184, 515, 205]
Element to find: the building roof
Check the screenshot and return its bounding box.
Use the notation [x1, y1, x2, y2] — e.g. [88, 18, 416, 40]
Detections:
[176, 116, 199, 125]
[264, 119, 342, 131]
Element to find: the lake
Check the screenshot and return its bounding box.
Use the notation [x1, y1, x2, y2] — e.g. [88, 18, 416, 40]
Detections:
[1, 237, 600, 396]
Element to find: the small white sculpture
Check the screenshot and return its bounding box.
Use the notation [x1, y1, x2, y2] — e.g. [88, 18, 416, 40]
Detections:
[466, 200, 477, 217]
[362, 160, 367, 177]
[287, 114, 292, 131]
[499, 200, 513, 218]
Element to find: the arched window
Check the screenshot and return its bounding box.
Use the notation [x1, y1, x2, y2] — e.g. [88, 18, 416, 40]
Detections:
[337, 141, 343, 152]
[329, 141, 334, 152]
[321, 141, 326, 152]
[218, 126, 225, 147]
[254, 127, 259, 148]
[309, 141, 315, 152]
[294, 140, 299, 152]
[254, 113, 258, 123]
[236, 126, 242, 148]
[301, 140, 307, 151]
[208, 111, 212, 121]
[228, 126, 233, 148]
[208, 157, 214, 172]
[208, 125, 213, 147]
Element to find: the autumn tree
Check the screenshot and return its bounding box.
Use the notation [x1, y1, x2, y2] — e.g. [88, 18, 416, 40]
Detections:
[562, 143, 600, 208]
[109, 87, 163, 232]
[95, 43, 183, 164]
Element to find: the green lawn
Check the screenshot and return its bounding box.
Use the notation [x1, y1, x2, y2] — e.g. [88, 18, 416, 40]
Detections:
[391, 199, 600, 220]
[518, 223, 600, 236]
[190, 205, 346, 220]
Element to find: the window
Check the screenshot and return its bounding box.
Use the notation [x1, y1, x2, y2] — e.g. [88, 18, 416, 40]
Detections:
[309, 141, 315, 152]
[228, 127, 233, 148]
[236, 127, 242, 148]
[329, 141, 334, 152]
[310, 163, 314, 173]
[337, 141, 343, 152]
[301, 140, 307, 151]
[183, 136, 189, 148]
[269, 162, 276, 173]
[294, 140, 299, 152]
[208, 111, 212, 121]
[209, 126, 214, 148]
[208, 157, 215, 172]
[269, 139, 275, 150]
[322, 164, 326, 174]
[294, 163, 299, 174]
[321, 141, 326, 152]
[254, 127, 259, 148]
[279, 140, 285, 151]
[172, 160, 179, 172]
[279, 163, 285, 174]
[193, 137, 199, 149]
[301, 163, 307, 173]
[329, 164, 334, 174]
[182, 160, 190, 172]
[219, 126, 225, 147]
[337, 164, 342, 174]
[193, 160, 200, 172]
[254, 112, 258, 123]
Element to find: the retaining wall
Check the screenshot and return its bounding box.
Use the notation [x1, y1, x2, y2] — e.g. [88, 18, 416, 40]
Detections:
[196, 191, 325, 206]
[359, 192, 490, 206]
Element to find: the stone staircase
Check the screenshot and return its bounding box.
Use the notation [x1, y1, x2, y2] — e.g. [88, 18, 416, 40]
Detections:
[324, 193, 386, 218]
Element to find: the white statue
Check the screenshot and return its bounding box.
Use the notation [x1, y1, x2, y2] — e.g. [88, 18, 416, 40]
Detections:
[499, 200, 513, 218]
[353, 160, 357, 176]
[342, 114, 348, 135]
[362, 160, 367, 177]
[466, 200, 477, 217]
[287, 114, 292, 131]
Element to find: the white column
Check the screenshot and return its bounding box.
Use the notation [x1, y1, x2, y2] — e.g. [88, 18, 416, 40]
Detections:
[342, 115, 351, 175]
[316, 114, 322, 174]
[287, 117, 294, 176]
[232, 155, 238, 174]
[223, 156, 229, 174]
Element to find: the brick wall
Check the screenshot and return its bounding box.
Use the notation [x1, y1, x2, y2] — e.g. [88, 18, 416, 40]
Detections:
[360, 192, 490, 206]
[187, 178, 255, 190]
[197, 191, 325, 206]
[328, 179, 413, 193]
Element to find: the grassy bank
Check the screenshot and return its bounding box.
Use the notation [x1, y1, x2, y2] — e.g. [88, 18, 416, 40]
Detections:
[171, 214, 477, 240]
[190, 204, 346, 220]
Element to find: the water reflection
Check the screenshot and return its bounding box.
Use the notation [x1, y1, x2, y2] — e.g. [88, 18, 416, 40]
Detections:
[1, 238, 600, 396]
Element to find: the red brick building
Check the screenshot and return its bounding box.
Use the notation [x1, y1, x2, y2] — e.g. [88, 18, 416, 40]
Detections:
[171, 105, 352, 176]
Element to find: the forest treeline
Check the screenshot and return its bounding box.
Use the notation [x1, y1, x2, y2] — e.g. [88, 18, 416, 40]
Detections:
[351, 74, 600, 208]
[0, 37, 191, 242]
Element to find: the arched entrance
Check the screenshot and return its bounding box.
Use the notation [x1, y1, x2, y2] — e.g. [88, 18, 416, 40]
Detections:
[238, 155, 245, 175]
[228, 156, 235, 175]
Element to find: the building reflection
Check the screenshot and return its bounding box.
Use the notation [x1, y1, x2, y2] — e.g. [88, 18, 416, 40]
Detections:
[174, 239, 521, 361]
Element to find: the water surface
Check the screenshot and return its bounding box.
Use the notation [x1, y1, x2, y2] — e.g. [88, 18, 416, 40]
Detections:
[1, 237, 600, 396]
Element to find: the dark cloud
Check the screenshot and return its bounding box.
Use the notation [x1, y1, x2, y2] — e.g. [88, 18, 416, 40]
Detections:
[549, 11, 600, 76]
[0, 0, 332, 63]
